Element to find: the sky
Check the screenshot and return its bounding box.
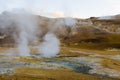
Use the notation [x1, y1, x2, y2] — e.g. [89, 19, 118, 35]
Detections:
[0, 0, 120, 18]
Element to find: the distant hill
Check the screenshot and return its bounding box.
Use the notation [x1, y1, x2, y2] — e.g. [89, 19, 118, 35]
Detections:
[0, 13, 120, 46]
[89, 14, 120, 34]
[95, 14, 120, 20]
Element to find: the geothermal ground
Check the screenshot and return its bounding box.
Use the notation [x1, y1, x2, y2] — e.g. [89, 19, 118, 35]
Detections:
[0, 2, 120, 80]
[0, 46, 120, 80]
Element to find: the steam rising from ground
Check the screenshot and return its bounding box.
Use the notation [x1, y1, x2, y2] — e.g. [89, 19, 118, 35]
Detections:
[0, 10, 61, 57]
[39, 33, 60, 57]
[0, 10, 77, 57]
[17, 31, 30, 56]
[14, 12, 39, 56]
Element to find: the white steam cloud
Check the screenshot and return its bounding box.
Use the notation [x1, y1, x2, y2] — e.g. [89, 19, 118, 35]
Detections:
[0, 9, 77, 57]
[18, 31, 30, 56]
[12, 11, 39, 56]
[0, 11, 37, 56]
[0, 9, 61, 57]
[39, 33, 60, 58]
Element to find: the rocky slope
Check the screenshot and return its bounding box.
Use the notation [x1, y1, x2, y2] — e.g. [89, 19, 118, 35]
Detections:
[0, 13, 120, 46]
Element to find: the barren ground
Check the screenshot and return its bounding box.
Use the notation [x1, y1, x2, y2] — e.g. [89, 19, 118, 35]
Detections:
[0, 46, 120, 80]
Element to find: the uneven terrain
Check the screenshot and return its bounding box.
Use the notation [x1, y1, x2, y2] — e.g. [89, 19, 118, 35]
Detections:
[0, 45, 120, 80]
[0, 14, 120, 80]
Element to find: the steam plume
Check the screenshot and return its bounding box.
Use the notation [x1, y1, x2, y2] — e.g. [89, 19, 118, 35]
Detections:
[0, 10, 39, 56]
[0, 9, 62, 57]
[39, 33, 60, 58]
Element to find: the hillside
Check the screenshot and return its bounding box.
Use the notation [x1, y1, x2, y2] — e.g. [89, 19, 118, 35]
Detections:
[0, 13, 120, 50]
[90, 14, 120, 34]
